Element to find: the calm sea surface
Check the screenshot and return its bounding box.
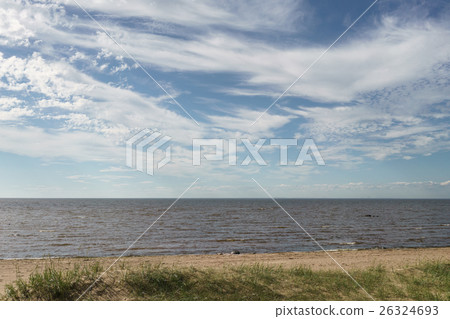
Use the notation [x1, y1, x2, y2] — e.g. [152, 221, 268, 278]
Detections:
[0, 199, 449, 259]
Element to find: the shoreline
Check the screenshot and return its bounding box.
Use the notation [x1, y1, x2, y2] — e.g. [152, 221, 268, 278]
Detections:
[1, 247, 449, 293]
[2, 244, 449, 261]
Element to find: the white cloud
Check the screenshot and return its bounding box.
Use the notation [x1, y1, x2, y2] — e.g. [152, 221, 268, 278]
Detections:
[0, 107, 34, 120]
[0, 52, 90, 98]
[68, 51, 88, 63]
[0, 125, 122, 162]
[57, 0, 304, 32]
[39, 11, 448, 106]
[207, 109, 294, 136]
[0, 4, 35, 46]
[99, 166, 132, 173]
[0, 96, 23, 108]
[0, 50, 204, 140]
[0, 0, 448, 180]
[3, 0, 447, 105]
[67, 174, 134, 183]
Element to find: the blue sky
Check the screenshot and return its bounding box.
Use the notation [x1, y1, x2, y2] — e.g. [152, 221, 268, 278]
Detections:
[0, 0, 449, 198]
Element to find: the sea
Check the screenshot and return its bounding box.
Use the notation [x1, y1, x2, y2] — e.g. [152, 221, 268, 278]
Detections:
[1, 199, 449, 259]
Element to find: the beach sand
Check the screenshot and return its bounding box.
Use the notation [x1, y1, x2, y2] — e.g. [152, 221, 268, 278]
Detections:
[1, 247, 449, 292]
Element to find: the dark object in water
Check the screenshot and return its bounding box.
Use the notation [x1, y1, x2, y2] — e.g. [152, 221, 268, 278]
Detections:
[231, 250, 240, 254]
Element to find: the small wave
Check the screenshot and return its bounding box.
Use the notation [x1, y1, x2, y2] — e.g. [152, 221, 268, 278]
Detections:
[339, 242, 356, 245]
[329, 241, 357, 246]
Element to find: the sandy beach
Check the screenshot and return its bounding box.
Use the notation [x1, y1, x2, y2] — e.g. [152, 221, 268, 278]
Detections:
[1, 247, 448, 293]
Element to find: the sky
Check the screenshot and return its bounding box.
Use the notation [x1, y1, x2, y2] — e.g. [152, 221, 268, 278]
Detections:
[0, 0, 449, 198]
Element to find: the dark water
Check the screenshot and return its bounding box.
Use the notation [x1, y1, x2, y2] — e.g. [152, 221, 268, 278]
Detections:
[0, 199, 449, 259]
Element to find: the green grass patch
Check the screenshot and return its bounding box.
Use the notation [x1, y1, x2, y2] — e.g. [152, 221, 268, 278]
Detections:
[2, 261, 448, 301]
[3, 262, 105, 301]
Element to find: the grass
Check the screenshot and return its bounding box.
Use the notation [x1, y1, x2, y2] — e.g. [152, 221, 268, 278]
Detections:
[3, 262, 105, 301]
[2, 261, 449, 301]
